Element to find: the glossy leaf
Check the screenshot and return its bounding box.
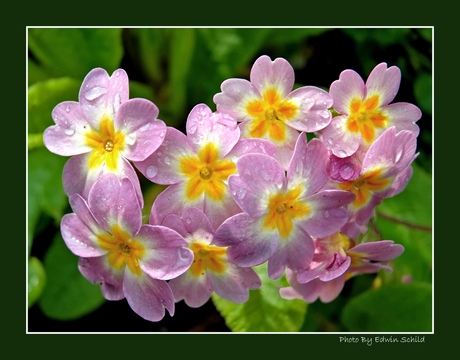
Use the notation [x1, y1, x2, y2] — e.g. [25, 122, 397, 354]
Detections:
[28, 257, 47, 308]
[212, 263, 307, 332]
[341, 283, 432, 332]
[39, 233, 105, 320]
[28, 28, 123, 79]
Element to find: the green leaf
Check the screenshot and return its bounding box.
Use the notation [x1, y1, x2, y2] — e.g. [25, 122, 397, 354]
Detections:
[28, 257, 47, 308]
[28, 77, 81, 134]
[341, 283, 432, 332]
[27, 148, 69, 255]
[375, 163, 432, 284]
[39, 233, 105, 320]
[212, 263, 307, 332]
[28, 28, 123, 79]
[414, 72, 432, 115]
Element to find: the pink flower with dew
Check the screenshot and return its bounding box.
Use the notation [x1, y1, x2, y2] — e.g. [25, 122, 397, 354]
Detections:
[213, 55, 333, 169]
[43, 68, 166, 206]
[280, 233, 404, 303]
[213, 133, 356, 280]
[60, 173, 194, 322]
[332, 126, 418, 237]
[133, 103, 277, 229]
[323, 62, 421, 158]
[160, 207, 261, 308]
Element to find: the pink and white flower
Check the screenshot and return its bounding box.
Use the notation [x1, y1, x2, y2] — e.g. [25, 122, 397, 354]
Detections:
[213, 133, 356, 280]
[43, 68, 166, 206]
[331, 126, 418, 238]
[60, 173, 194, 321]
[160, 207, 261, 308]
[280, 232, 404, 303]
[322, 62, 421, 158]
[214, 55, 333, 169]
[134, 103, 277, 229]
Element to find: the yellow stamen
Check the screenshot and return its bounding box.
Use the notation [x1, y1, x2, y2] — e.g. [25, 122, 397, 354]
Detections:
[189, 242, 227, 276]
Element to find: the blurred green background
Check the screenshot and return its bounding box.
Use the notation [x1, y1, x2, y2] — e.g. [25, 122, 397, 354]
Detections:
[27, 27, 432, 332]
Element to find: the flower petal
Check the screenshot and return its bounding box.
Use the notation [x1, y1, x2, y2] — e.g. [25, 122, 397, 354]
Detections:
[329, 69, 366, 116]
[78, 256, 125, 301]
[137, 225, 193, 280]
[168, 271, 212, 308]
[365, 63, 401, 106]
[383, 102, 421, 136]
[123, 270, 174, 321]
[322, 116, 361, 157]
[213, 214, 279, 267]
[44, 101, 93, 156]
[134, 126, 196, 185]
[250, 55, 295, 99]
[115, 98, 166, 161]
[285, 86, 333, 132]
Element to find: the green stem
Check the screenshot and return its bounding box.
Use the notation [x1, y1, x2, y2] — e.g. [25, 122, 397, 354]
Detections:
[376, 211, 432, 232]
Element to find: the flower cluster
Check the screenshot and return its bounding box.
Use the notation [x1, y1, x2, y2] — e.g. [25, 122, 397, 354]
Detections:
[43, 55, 420, 322]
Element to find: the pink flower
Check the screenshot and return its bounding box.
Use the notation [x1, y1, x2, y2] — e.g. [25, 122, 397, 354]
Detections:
[280, 232, 404, 303]
[332, 127, 418, 237]
[214, 55, 333, 169]
[43, 68, 166, 206]
[161, 207, 261, 308]
[60, 173, 194, 321]
[322, 62, 421, 158]
[134, 103, 277, 229]
[213, 133, 356, 280]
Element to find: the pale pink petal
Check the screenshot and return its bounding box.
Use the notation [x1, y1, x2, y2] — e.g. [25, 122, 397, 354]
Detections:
[379, 164, 414, 199]
[322, 116, 361, 157]
[114, 98, 166, 162]
[203, 189, 243, 230]
[213, 78, 259, 122]
[288, 136, 328, 196]
[168, 271, 212, 308]
[300, 190, 356, 238]
[134, 126, 195, 184]
[224, 138, 277, 160]
[267, 225, 315, 280]
[297, 253, 351, 284]
[383, 102, 421, 136]
[79, 68, 129, 129]
[213, 214, 278, 267]
[88, 174, 142, 236]
[186, 104, 240, 157]
[329, 69, 366, 115]
[78, 256, 125, 301]
[229, 153, 286, 217]
[123, 270, 174, 321]
[250, 55, 295, 99]
[208, 265, 261, 303]
[44, 101, 93, 156]
[163, 207, 215, 241]
[326, 152, 362, 183]
[136, 225, 193, 281]
[349, 240, 404, 262]
[365, 63, 401, 106]
[150, 182, 204, 227]
[285, 86, 332, 132]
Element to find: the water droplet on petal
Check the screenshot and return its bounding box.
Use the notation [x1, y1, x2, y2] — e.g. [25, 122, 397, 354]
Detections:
[185, 218, 192, 224]
[84, 86, 108, 101]
[245, 169, 251, 175]
[125, 132, 137, 145]
[146, 165, 158, 178]
[139, 122, 150, 133]
[237, 188, 246, 200]
[324, 211, 330, 218]
[188, 124, 197, 134]
[164, 156, 171, 165]
[65, 105, 70, 112]
[327, 138, 333, 145]
[64, 124, 75, 136]
[337, 150, 347, 157]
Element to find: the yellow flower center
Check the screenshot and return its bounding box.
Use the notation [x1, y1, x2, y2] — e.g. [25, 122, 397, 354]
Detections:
[338, 169, 390, 208]
[84, 116, 126, 171]
[189, 242, 227, 276]
[97, 225, 145, 276]
[263, 185, 310, 238]
[180, 143, 236, 201]
[246, 88, 297, 142]
[346, 95, 388, 143]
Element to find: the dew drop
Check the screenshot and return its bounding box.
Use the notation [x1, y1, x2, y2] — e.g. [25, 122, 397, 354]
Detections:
[64, 124, 75, 136]
[185, 218, 192, 224]
[188, 124, 197, 134]
[337, 150, 347, 157]
[164, 156, 171, 165]
[159, 131, 165, 138]
[146, 165, 158, 178]
[65, 105, 70, 112]
[324, 211, 330, 218]
[84, 86, 108, 101]
[245, 169, 251, 176]
[126, 132, 137, 145]
[327, 138, 333, 145]
[237, 188, 246, 200]
[139, 122, 150, 133]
